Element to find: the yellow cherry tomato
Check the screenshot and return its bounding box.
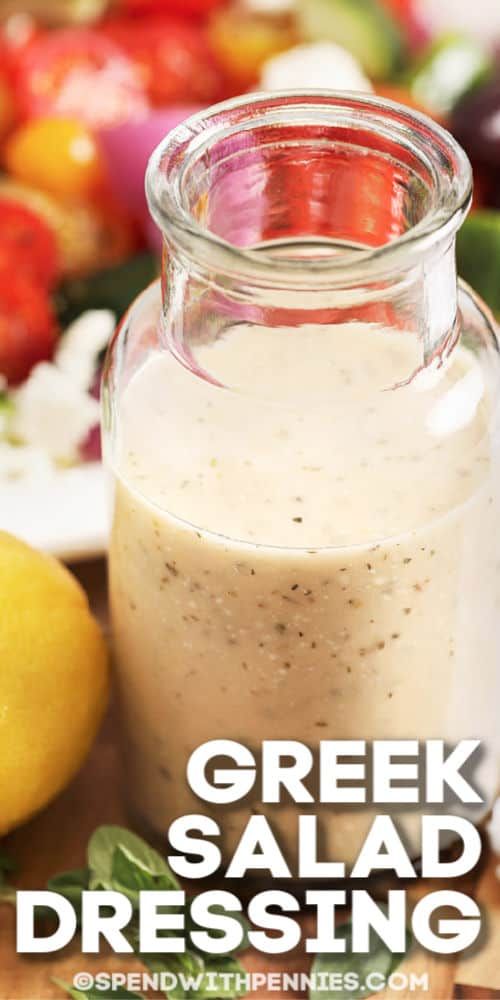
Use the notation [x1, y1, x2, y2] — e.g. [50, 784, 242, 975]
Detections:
[208, 8, 297, 90]
[4, 117, 104, 201]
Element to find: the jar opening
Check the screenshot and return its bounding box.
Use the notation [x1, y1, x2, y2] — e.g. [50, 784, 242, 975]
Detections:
[146, 91, 472, 288]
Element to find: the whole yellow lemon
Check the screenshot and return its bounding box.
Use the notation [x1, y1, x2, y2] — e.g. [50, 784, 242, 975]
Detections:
[0, 532, 109, 834]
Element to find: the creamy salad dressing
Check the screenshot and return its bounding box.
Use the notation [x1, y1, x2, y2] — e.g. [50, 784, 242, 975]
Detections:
[109, 322, 500, 865]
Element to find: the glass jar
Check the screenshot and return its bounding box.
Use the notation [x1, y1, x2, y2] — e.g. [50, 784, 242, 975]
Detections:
[103, 92, 500, 868]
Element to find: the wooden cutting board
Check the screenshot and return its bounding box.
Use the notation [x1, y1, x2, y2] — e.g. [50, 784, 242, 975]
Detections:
[1, 560, 499, 1000]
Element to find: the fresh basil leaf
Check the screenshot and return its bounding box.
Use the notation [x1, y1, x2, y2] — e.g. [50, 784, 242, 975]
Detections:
[46, 868, 89, 925]
[105, 844, 181, 914]
[87, 826, 178, 891]
[309, 921, 412, 1000]
[196, 957, 248, 999]
[140, 950, 205, 1000]
[187, 905, 250, 955]
[111, 846, 160, 894]
[387, 929, 412, 976]
[48, 868, 89, 909]
[112, 845, 178, 892]
[52, 976, 143, 999]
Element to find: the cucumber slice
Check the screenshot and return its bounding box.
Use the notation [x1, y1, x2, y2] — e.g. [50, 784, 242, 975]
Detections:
[297, 0, 404, 80]
[457, 211, 500, 317]
[55, 251, 158, 329]
[407, 33, 492, 116]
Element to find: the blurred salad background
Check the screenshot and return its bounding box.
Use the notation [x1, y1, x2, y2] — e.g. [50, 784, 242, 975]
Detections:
[1, 0, 500, 556]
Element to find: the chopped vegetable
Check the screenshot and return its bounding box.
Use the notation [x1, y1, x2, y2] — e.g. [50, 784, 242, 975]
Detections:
[260, 40, 373, 91]
[101, 15, 223, 106]
[406, 33, 493, 117]
[379, 0, 429, 50]
[0, 308, 115, 470]
[0, 271, 59, 384]
[457, 210, 500, 317]
[97, 107, 198, 227]
[0, 178, 134, 277]
[14, 27, 149, 128]
[208, 7, 297, 90]
[0, 199, 60, 288]
[5, 117, 104, 201]
[297, 0, 404, 80]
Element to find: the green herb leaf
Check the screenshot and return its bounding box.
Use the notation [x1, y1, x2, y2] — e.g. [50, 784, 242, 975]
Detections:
[110, 844, 180, 908]
[140, 949, 205, 999]
[187, 905, 250, 955]
[47, 868, 89, 925]
[47, 868, 89, 914]
[87, 826, 179, 894]
[52, 976, 143, 1000]
[52, 826, 251, 1000]
[309, 920, 412, 1000]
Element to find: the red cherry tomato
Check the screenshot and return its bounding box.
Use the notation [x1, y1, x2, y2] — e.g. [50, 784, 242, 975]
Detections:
[0, 200, 60, 289]
[14, 28, 149, 129]
[118, 0, 224, 19]
[101, 16, 222, 106]
[0, 271, 58, 384]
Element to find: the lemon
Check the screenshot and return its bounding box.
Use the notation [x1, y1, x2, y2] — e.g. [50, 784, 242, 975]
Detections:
[0, 532, 109, 835]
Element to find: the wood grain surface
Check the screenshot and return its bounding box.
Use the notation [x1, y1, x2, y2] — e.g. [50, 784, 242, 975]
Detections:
[0, 560, 499, 1000]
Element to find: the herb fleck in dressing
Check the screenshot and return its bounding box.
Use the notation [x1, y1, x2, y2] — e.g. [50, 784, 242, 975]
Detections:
[109, 323, 500, 865]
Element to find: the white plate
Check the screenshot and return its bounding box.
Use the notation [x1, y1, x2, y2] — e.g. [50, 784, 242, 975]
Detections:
[1, 462, 108, 562]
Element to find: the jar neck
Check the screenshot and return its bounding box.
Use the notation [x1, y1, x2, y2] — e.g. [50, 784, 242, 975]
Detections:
[160, 233, 459, 379]
[147, 93, 471, 375]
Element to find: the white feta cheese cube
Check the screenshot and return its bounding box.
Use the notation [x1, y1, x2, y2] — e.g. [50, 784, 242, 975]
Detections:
[56, 309, 115, 391]
[259, 41, 373, 93]
[12, 362, 100, 462]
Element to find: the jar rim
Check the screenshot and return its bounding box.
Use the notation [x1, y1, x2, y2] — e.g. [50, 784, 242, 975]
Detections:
[145, 90, 472, 289]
